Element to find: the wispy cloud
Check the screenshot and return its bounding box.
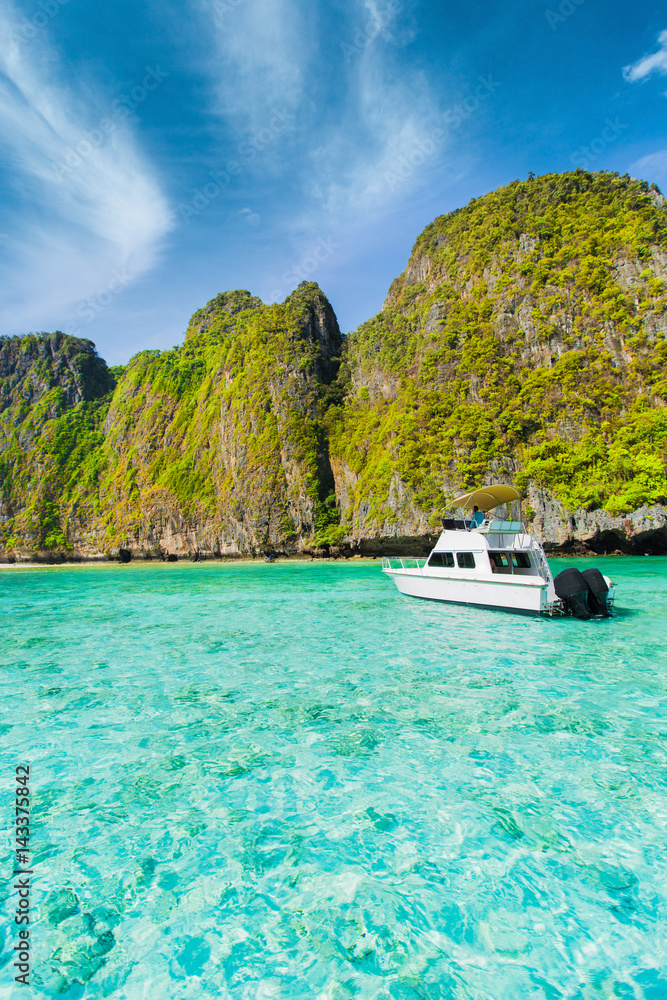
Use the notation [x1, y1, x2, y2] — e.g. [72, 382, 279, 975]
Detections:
[0, 2, 173, 334]
[195, 0, 448, 238]
[307, 59, 445, 225]
[623, 29, 667, 83]
[629, 149, 667, 191]
[200, 0, 312, 127]
[285, 7, 454, 265]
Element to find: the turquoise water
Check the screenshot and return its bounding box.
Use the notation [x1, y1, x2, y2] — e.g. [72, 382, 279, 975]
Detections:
[1, 557, 667, 999]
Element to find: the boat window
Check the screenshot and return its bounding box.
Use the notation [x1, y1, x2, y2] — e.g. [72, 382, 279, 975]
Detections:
[489, 552, 510, 568]
[428, 552, 454, 567]
[457, 552, 476, 569]
[512, 552, 531, 568]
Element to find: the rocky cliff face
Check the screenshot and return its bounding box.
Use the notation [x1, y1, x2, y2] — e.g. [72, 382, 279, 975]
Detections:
[1, 283, 344, 561]
[329, 170, 667, 554]
[528, 489, 667, 554]
[0, 334, 114, 554]
[1, 171, 666, 562]
[0, 332, 114, 411]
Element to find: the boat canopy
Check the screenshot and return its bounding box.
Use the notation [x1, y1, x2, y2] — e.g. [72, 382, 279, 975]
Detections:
[447, 484, 522, 512]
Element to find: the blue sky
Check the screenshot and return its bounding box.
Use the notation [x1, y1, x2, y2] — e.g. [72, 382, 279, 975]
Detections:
[0, 0, 666, 364]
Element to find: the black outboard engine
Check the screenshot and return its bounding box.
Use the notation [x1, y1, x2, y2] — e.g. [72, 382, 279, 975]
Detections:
[554, 568, 591, 619]
[581, 568, 610, 617]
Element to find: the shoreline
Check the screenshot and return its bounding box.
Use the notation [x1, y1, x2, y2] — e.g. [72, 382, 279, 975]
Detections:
[0, 554, 379, 569]
[1, 550, 663, 570]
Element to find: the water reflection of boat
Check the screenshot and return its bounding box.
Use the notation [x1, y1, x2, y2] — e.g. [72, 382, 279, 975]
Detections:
[382, 485, 616, 618]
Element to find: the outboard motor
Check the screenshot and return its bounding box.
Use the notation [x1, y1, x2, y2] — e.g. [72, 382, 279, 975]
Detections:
[554, 568, 591, 619]
[581, 568, 610, 617]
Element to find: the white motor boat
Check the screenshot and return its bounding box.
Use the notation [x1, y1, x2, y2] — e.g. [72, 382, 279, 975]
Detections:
[381, 485, 616, 618]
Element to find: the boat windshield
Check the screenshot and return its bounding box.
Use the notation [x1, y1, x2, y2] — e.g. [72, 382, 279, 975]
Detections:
[442, 517, 472, 531]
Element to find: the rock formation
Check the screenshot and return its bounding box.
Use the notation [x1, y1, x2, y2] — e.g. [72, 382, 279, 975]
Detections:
[1, 171, 666, 561]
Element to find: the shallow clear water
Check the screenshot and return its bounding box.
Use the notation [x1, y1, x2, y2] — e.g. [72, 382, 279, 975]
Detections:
[1, 556, 667, 999]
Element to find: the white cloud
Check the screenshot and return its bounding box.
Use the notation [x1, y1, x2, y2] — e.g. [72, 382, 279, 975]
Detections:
[308, 57, 445, 223]
[623, 29, 667, 83]
[285, 3, 452, 250]
[199, 0, 447, 222]
[186, 0, 462, 304]
[201, 0, 312, 127]
[0, 3, 173, 335]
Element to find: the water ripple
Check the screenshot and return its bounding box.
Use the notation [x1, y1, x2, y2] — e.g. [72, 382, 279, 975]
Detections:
[1, 558, 666, 998]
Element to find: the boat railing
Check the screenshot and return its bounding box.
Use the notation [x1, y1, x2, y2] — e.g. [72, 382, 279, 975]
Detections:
[381, 557, 427, 573]
[606, 585, 617, 614]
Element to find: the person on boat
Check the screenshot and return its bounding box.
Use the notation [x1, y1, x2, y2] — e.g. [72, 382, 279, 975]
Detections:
[471, 505, 484, 527]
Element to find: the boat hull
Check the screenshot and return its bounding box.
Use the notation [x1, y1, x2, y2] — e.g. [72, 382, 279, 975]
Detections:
[384, 569, 549, 615]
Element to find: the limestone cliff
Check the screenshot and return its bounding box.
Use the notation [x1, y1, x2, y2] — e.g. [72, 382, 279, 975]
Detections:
[329, 170, 667, 554]
[1, 170, 666, 561]
[1, 284, 344, 560]
[0, 333, 114, 552]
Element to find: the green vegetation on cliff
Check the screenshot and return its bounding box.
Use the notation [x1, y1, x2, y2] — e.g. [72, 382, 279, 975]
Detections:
[331, 170, 667, 528]
[100, 283, 343, 548]
[0, 286, 343, 554]
[0, 334, 114, 549]
[1, 170, 666, 556]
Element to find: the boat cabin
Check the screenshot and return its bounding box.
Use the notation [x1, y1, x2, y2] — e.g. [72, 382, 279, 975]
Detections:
[426, 521, 545, 580]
